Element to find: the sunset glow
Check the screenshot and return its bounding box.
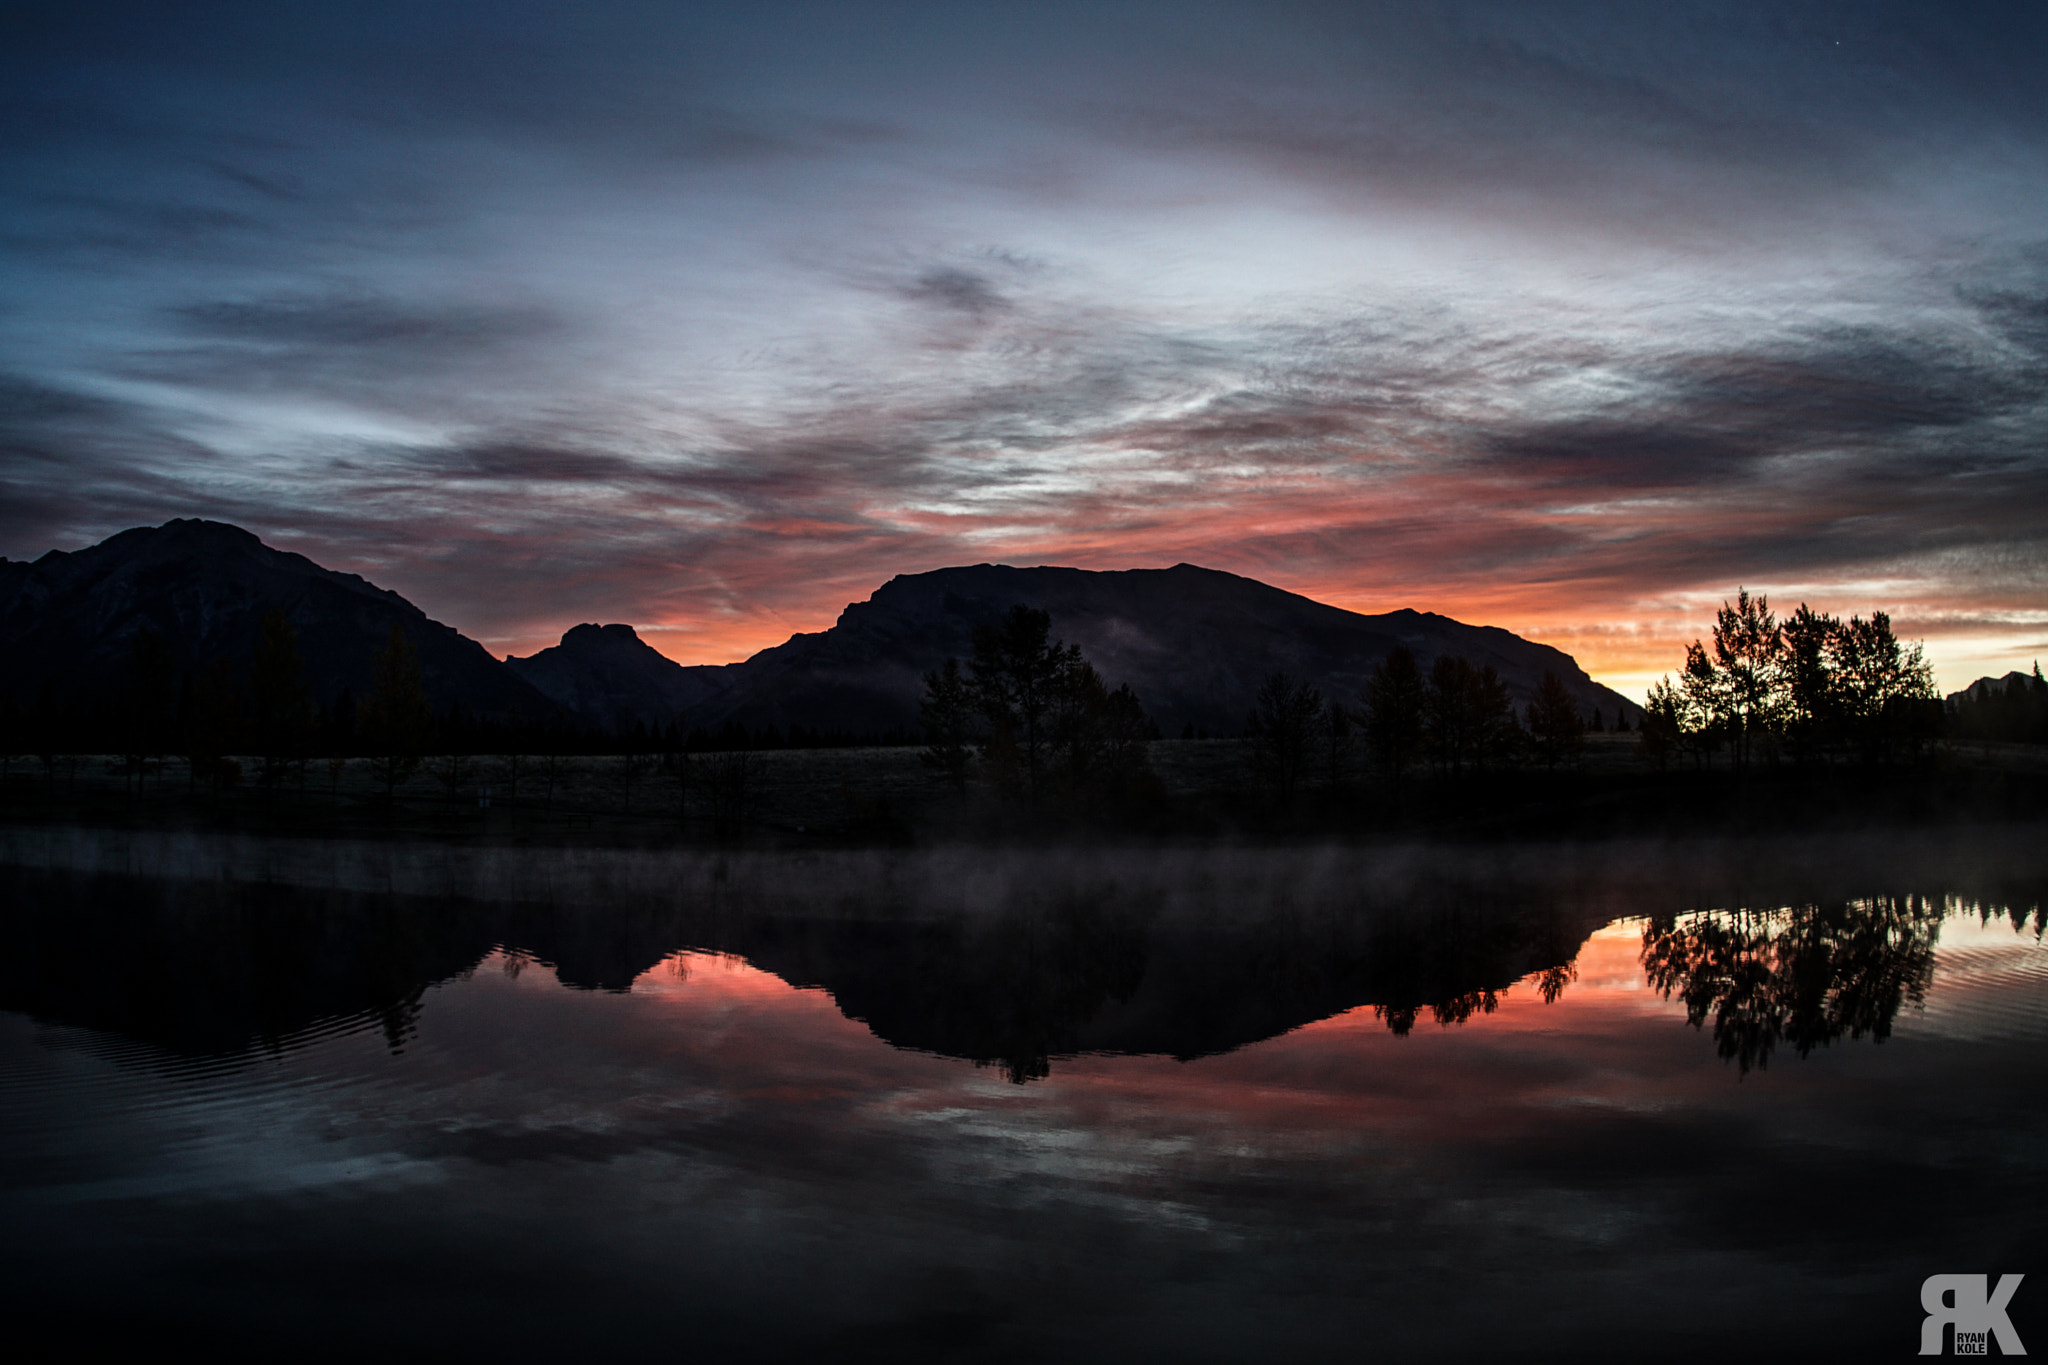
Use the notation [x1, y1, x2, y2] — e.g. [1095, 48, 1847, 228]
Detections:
[4, 4, 2045, 698]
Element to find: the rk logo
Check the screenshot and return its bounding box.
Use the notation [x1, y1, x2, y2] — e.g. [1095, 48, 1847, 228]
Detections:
[1921, 1275, 2026, 1356]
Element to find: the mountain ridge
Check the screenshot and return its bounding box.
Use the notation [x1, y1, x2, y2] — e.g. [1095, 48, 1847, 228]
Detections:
[513, 560, 1642, 735]
[4, 520, 1641, 738]
[0, 518, 557, 721]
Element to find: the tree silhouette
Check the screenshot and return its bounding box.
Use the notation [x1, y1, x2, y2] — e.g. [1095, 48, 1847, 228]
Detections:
[1051, 666, 1155, 804]
[970, 605, 1080, 801]
[1640, 895, 1942, 1074]
[361, 625, 429, 801]
[1364, 646, 1426, 792]
[116, 627, 175, 796]
[1525, 670, 1586, 770]
[918, 656, 976, 791]
[1682, 589, 1782, 771]
[1829, 610, 1937, 761]
[1249, 670, 1322, 805]
[1427, 655, 1520, 775]
[184, 657, 243, 796]
[249, 609, 312, 799]
[928, 606, 1155, 810]
[1649, 593, 1938, 768]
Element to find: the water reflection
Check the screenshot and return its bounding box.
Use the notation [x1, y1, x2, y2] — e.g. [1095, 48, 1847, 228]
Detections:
[1641, 894, 2045, 1073]
[0, 861, 1615, 1081]
[2, 833, 2046, 1359]
[2, 841, 2041, 1080]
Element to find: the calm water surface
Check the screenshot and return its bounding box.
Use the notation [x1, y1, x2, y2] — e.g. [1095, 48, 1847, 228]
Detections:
[1, 828, 2044, 1361]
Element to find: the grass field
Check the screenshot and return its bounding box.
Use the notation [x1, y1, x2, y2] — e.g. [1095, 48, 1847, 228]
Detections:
[1, 732, 2041, 846]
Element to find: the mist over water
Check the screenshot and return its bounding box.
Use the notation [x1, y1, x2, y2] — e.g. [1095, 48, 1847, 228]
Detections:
[1, 828, 2043, 1360]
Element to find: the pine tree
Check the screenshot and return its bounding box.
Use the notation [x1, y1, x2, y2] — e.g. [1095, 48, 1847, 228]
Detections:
[1365, 647, 1426, 792]
[919, 657, 976, 791]
[361, 625, 429, 801]
[1526, 671, 1586, 771]
[249, 609, 312, 797]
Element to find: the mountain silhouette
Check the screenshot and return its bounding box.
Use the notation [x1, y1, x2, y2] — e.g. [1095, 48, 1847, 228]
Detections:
[0, 519, 556, 720]
[513, 562, 1641, 736]
[3, 522, 1638, 737]
[505, 623, 722, 735]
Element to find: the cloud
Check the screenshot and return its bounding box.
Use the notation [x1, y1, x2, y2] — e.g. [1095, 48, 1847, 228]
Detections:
[173, 295, 560, 354]
[2, 3, 2046, 687]
[902, 269, 1009, 317]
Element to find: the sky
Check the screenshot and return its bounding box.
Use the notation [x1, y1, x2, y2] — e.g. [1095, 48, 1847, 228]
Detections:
[2, 1, 2045, 698]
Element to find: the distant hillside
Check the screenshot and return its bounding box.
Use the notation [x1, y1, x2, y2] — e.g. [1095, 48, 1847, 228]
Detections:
[1946, 668, 2048, 745]
[1945, 670, 2044, 707]
[0, 519, 556, 721]
[3, 525, 1640, 740]
[506, 623, 721, 735]
[515, 562, 1641, 736]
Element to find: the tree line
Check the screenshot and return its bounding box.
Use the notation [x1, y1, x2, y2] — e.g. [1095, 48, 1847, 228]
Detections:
[917, 605, 1158, 807]
[1637, 590, 1941, 770]
[1244, 650, 1608, 803]
[919, 604, 1620, 808]
[1945, 665, 2048, 746]
[0, 611, 930, 798]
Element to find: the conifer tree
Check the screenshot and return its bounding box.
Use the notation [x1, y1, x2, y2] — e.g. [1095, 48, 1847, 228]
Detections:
[1365, 646, 1426, 791]
[1526, 671, 1586, 770]
[361, 625, 429, 801]
[250, 609, 312, 797]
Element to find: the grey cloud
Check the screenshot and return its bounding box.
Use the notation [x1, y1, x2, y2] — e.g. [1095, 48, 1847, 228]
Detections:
[1474, 321, 2047, 491]
[0, 373, 126, 425]
[903, 269, 1009, 316]
[174, 295, 560, 354]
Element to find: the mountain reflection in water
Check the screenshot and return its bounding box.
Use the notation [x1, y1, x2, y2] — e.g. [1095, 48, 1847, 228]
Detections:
[0, 843, 2041, 1081]
[1, 830, 2045, 1361]
[0, 856, 1637, 1081]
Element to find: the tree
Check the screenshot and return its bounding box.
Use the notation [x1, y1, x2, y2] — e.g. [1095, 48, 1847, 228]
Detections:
[1828, 610, 1937, 761]
[184, 657, 244, 796]
[1780, 604, 1841, 761]
[706, 749, 752, 842]
[1322, 698, 1351, 789]
[1648, 592, 1939, 770]
[970, 605, 1080, 801]
[1525, 671, 1586, 770]
[1638, 676, 1686, 771]
[1091, 682, 1156, 800]
[1469, 663, 1522, 770]
[361, 625, 429, 801]
[249, 609, 312, 798]
[919, 656, 976, 791]
[1249, 670, 1322, 805]
[1427, 655, 1478, 775]
[1039, 658, 1155, 805]
[116, 628, 176, 796]
[611, 751, 655, 815]
[1677, 641, 1726, 766]
[1364, 646, 1426, 792]
[1426, 656, 1518, 775]
[1708, 588, 1782, 771]
[433, 750, 473, 807]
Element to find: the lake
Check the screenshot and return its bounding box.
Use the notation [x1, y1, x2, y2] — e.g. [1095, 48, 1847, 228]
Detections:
[2, 826, 2043, 1361]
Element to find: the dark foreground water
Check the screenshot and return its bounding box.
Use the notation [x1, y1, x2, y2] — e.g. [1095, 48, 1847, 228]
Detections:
[1, 827, 2043, 1362]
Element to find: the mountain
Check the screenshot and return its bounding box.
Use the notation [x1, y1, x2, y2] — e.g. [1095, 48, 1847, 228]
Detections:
[515, 562, 1641, 736]
[0, 519, 556, 720]
[1945, 670, 2043, 707]
[504, 623, 722, 735]
[1945, 667, 2048, 744]
[4, 524, 1639, 738]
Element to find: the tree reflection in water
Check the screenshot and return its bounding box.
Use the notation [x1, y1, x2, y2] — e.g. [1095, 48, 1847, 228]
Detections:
[1640, 895, 2041, 1073]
